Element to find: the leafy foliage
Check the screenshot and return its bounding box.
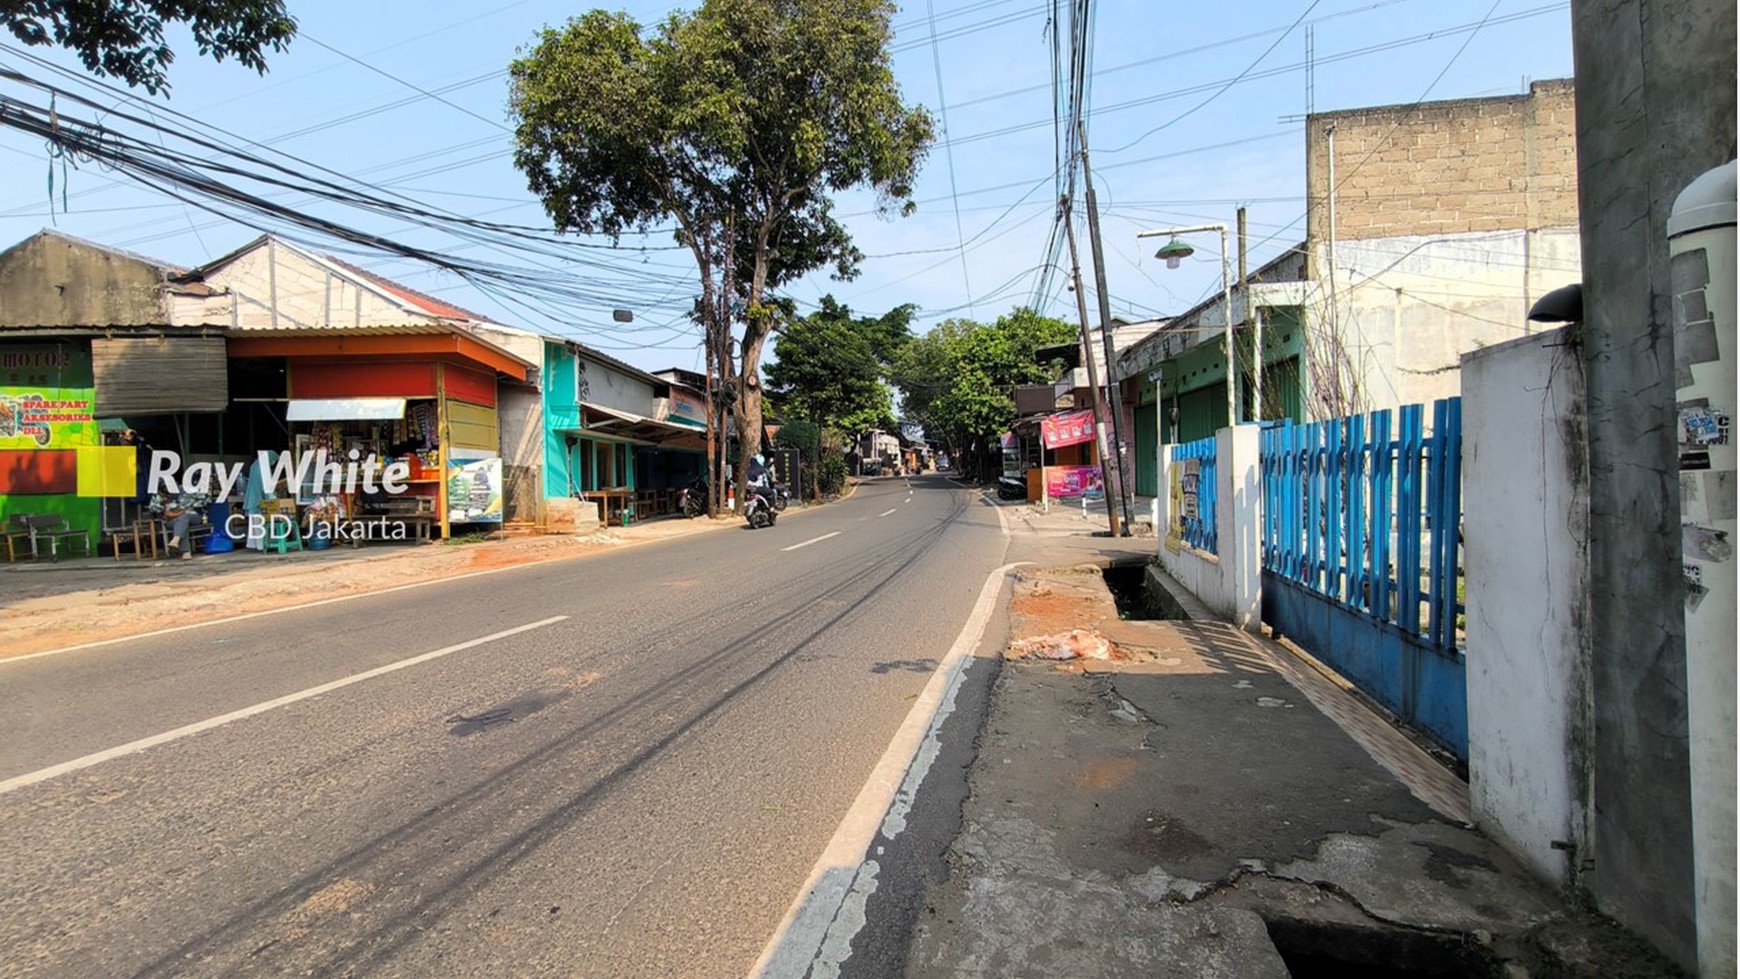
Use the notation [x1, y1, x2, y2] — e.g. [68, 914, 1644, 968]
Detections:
[765, 295, 908, 436]
[3, 1, 297, 95]
[818, 452, 849, 498]
[891, 307, 1076, 451]
[508, 0, 932, 507]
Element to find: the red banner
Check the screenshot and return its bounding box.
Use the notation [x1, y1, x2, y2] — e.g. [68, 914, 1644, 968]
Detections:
[1040, 409, 1096, 449]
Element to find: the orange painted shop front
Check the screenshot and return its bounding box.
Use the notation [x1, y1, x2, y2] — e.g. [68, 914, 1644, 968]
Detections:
[226, 328, 532, 541]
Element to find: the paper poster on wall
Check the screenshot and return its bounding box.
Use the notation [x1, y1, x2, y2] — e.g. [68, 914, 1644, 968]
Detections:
[447, 457, 503, 524]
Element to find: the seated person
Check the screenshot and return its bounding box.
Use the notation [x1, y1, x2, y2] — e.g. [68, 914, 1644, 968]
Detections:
[148, 488, 214, 559]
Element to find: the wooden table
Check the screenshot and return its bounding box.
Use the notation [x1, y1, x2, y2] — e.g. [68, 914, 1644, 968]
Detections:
[588, 489, 634, 527]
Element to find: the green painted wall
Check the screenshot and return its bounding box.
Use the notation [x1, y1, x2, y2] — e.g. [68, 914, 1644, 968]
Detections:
[1138, 304, 1309, 447]
[0, 340, 101, 552]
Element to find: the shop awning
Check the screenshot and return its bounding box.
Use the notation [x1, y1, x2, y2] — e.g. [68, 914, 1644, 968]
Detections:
[581, 402, 703, 444]
[286, 397, 407, 421]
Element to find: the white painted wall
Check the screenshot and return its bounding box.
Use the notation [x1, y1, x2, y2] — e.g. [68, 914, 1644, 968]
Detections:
[577, 355, 660, 417]
[1461, 326, 1590, 887]
[182, 240, 440, 329]
[1156, 424, 1262, 630]
[1327, 228, 1583, 411]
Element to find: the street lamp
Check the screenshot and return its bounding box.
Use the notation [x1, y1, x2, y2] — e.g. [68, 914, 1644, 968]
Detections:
[1136, 223, 1236, 431]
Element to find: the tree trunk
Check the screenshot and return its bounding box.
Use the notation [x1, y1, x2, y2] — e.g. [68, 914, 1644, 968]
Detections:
[734, 317, 769, 512]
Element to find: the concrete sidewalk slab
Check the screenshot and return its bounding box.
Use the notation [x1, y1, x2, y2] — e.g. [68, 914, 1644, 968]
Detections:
[905, 561, 1684, 978]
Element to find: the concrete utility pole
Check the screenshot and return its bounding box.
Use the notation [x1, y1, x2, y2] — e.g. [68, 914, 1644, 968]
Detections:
[1061, 195, 1122, 538]
[1079, 124, 1135, 535]
[1238, 205, 1258, 421]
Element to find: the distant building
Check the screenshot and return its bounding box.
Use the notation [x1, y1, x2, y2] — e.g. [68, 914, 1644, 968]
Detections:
[1117, 79, 1582, 457]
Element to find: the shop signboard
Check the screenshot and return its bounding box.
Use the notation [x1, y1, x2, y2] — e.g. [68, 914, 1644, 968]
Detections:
[1044, 464, 1102, 498]
[1040, 409, 1096, 450]
[0, 344, 96, 451]
[667, 387, 707, 428]
[0, 342, 99, 538]
[447, 456, 503, 524]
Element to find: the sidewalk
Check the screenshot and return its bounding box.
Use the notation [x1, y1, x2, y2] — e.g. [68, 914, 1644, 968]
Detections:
[905, 558, 1683, 975]
[0, 512, 739, 658]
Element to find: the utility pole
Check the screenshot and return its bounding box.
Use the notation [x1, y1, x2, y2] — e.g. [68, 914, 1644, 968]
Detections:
[1079, 124, 1134, 536]
[1061, 195, 1121, 538]
[1237, 205, 1250, 422]
[703, 309, 719, 516]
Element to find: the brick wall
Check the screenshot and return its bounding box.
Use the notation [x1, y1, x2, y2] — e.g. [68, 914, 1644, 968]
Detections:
[1305, 79, 1578, 254]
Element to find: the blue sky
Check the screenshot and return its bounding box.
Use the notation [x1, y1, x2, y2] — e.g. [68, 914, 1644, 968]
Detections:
[0, 0, 1575, 373]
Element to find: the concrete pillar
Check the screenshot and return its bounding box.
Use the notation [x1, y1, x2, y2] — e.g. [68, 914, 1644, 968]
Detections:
[1461, 328, 1591, 888]
[1569, 0, 1735, 966]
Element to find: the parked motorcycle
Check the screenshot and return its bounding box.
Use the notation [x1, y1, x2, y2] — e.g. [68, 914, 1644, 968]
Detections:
[676, 478, 708, 518]
[743, 485, 778, 529]
[996, 474, 1029, 501]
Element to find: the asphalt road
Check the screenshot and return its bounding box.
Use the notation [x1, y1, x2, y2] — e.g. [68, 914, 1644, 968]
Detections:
[0, 475, 1010, 978]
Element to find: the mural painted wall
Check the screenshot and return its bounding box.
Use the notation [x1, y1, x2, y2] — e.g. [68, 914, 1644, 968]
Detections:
[0, 341, 101, 542]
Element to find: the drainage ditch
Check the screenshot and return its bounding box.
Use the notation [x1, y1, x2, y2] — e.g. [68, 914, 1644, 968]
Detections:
[1264, 917, 1499, 978]
[1100, 562, 1181, 620]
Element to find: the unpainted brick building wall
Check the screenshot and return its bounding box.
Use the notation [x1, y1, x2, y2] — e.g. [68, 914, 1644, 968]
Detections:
[1304, 79, 1578, 261]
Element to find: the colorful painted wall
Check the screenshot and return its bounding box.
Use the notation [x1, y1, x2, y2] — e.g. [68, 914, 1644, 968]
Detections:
[0, 341, 101, 547]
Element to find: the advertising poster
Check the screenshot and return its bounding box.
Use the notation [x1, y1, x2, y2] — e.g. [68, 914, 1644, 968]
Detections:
[0, 344, 96, 451]
[1040, 409, 1096, 450]
[1044, 465, 1103, 498]
[446, 457, 503, 524]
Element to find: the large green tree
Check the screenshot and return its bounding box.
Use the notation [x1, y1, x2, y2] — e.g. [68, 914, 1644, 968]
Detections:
[508, 0, 932, 513]
[765, 295, 909, 435]
[891, 307, 1076, 477]
[3, 1, 296, 94]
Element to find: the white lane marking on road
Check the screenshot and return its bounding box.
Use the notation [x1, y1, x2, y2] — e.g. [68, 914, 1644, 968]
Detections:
[751, 562, 1027, 979]
[780, 532, 840, 552]
[0, 616, 568, 796]
[877, 508, 898, 517]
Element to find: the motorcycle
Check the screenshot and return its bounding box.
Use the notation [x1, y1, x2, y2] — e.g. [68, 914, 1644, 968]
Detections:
[743, 484, 778, 529]
[768, 482, 791, 513]
[996, 474, 1029, 501]
[676, 478, 708, 518]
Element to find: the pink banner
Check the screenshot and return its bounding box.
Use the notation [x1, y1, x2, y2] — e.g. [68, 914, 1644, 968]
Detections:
[1040, 409, 1096, 450]
[1044, 465, 1103, 498]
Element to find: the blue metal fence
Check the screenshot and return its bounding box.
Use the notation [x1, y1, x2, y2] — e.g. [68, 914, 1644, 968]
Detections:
[1170, 435, 1218, 554]
[1259, 398, 1467, 759]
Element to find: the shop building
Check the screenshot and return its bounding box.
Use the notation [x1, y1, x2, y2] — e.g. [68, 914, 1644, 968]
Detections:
[542, 341, 707, 527]
[171, 236, 537, 540]
[0, 230, 230, 551]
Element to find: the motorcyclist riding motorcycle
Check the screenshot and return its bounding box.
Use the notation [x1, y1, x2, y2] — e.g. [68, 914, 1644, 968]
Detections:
[743, 454, 777, 529]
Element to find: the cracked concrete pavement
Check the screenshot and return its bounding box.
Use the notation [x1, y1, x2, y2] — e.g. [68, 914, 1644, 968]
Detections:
[903, 563, 1685, 978]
